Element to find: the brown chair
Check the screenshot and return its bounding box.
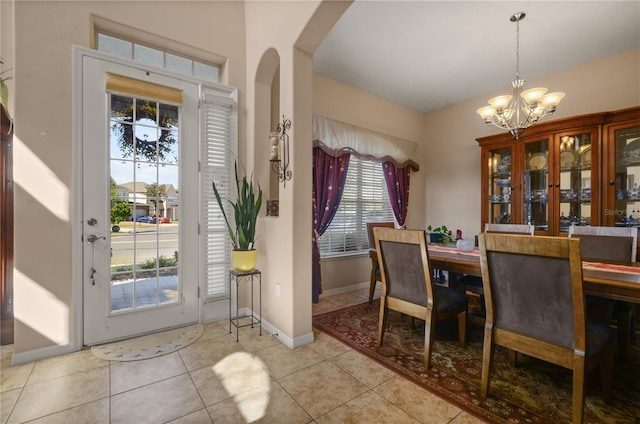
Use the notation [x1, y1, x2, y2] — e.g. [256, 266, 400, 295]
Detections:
[568, 225, 637, 358]
[366, 221, 395, 303]
[478, 233, 615, 424]
[374, 227, 468, 369]
[457, 224, 535, 322]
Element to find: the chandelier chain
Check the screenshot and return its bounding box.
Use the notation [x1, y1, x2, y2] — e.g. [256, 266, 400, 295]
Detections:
[515, 18, 520, 79]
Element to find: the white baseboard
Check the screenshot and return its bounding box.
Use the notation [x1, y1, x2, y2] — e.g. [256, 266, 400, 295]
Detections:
[11, 343, 75, 366]
[206, 307, 315, 350]
[320, 281, 369, 297]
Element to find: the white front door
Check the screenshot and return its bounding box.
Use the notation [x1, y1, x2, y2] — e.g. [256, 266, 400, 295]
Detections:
[81, 54, 199, 345]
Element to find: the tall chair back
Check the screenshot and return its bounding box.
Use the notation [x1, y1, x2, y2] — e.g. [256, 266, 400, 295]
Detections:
[366, 221, 395, 303]
[374, 227, 468, 369]
[484, 223, 535, 235]
[568, 225, 637, 358]
[478, 233, 615, 424]
[568, 225, 637, 262]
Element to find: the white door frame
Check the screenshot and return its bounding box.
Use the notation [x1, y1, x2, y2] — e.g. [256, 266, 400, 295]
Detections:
[72, 47, 204, 348]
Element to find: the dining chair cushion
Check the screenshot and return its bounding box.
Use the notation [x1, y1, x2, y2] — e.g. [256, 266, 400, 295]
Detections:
[487, 251, 574, 348]
[570, 234, 634, 262]
[586, 321, 616, 356]
[435, 286, 470, 313]
[382, 241, 424, 303]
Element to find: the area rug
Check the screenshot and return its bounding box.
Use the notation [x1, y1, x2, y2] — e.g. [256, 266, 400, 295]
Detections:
[91, 323, 203, 361]
[313, 300, 640, 423]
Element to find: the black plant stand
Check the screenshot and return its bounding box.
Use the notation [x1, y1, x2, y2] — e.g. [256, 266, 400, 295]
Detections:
[228, 269, 261, 342]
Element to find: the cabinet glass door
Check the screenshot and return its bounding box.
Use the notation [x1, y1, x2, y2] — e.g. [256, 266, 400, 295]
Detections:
[487, 147, 512, 224]
[613, 124, 640, 226]
[523, 139, 549, 231]
[558, 132, 593, 232]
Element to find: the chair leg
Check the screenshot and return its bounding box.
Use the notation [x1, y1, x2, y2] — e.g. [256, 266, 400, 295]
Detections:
[377, 301, 387, 347]
[457, 310, 467, 348]
[572, 357, 586, 424]
[616, 305, 634, 359]
[480, 327, 495, 399]
[599, 352, 614, 403]
[508, 349, 518, 367]
[369, 265, 378, 304]
[423, 311, 435, 369]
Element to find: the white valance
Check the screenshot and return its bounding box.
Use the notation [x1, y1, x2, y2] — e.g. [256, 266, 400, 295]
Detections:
[312, 115, 420, 171]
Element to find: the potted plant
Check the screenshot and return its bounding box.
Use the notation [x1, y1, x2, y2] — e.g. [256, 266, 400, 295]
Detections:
[427, 225, 454, 245]
[212, 162, 263, 272]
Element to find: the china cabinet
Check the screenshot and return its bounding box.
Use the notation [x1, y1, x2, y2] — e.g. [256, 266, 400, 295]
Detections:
[478, 106, 640, 236]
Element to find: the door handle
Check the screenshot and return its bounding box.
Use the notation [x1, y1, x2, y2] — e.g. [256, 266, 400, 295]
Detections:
[87, 234, 106, 245]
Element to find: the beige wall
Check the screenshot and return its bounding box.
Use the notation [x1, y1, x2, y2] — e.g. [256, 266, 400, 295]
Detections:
[244, 0, 351, 343]
[11, 0, 247, 354]
[313, 47, 640, 293]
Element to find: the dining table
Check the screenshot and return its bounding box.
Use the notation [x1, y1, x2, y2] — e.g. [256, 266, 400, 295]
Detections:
[426, 245, 640, 304]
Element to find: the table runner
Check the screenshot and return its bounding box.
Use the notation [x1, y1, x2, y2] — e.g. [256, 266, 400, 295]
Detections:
[582, 261, 640, 275]
[427, 245, 479, 257]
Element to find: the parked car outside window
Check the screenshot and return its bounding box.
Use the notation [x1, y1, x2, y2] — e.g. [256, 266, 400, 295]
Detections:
[136, 215, 156, 223]
[158, 216, 170, 223]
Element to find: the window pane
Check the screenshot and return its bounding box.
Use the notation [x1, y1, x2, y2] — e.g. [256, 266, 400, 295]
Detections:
[134, 44, 164, 68]
[97, 31, 219, 83]
[194, 62, 219, 82]
[166, 53, 192, 76]
[98, 34, 132, 59]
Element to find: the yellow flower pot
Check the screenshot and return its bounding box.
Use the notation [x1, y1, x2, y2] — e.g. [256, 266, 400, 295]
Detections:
[231, 250, 257, 273]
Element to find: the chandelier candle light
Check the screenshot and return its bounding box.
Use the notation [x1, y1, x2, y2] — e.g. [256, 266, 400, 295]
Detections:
[477, 12, 565, 139]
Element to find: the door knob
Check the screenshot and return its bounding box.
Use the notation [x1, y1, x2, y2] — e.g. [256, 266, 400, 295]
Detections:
[87, 234, 106, 245]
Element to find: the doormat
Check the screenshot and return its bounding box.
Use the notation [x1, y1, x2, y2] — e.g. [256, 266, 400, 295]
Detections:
[313, 300, 640, 423]
[91, 323, 203, 361]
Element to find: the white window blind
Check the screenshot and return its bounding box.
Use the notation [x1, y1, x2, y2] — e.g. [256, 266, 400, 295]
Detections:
[202, 88, 237, 299]
[318, 156, 395, 258]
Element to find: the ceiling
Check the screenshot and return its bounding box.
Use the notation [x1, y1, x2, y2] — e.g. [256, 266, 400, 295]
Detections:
[313, 1, 640, 113]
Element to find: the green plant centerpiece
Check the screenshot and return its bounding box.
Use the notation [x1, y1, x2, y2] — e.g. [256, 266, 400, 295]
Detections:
[427, 225, 454, 245]
[212, 162, 263, 272]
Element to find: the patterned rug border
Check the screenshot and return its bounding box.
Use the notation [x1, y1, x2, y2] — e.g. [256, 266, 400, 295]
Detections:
[313, 300, 638, 424]
[91, 323, 203, 361]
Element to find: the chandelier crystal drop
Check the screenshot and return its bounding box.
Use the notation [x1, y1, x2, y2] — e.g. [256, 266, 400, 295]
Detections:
[477, 12, 565, 139]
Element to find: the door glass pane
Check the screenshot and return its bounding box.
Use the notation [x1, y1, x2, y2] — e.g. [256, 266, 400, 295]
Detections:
[559, 133, 592, 232]
[109, 94, 180, 313]
[523, 139, 549, 231]
[488, 147, 512, 224]
[615, 125, 640, 226]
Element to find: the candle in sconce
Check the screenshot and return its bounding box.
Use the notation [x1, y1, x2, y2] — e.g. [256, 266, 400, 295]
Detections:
[269, 132, 280, 161]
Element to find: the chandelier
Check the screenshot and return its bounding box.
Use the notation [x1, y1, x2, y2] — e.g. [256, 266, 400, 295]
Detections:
[477, 12, 565, 139]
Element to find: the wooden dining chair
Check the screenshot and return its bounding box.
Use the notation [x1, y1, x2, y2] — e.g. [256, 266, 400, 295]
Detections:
[374, 227, 468, 369]
[478, 233, 615, 424]
[568, 225, 637, 358]
[457, 224, 535, 323]
[366, 221, 395, 303]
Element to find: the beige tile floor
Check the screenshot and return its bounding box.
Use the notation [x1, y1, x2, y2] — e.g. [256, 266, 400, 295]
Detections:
[0, 286, 486, 424]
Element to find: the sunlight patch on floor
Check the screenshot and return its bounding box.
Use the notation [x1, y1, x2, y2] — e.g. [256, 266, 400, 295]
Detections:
[213, 351, 271, 422]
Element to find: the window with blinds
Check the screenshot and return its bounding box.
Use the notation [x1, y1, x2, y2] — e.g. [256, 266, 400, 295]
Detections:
[201, 88, 237, 299]
[318, 156, 395, 258]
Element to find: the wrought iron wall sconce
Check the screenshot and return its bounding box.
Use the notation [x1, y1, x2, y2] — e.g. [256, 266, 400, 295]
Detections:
[269, 115, 292, 187]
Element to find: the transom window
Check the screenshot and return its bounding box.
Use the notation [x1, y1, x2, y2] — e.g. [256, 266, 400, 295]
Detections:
[97, 33, 219, 83]
[318, 156, 395, 258]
